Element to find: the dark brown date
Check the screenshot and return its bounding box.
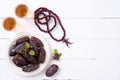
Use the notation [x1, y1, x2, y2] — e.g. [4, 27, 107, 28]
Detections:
[38, 48, 46, 63]
[46, 64, 59, 77]
[22, 64, 39, 72]
[30, 36, 43, 47]
[16, 36, 29, 45]
[23, 53, 37, 64]
[30, 44, 39, 57]
[12, 54, 27, 67]
[14, 42, 26, 53]
[9, 44, 16, 56]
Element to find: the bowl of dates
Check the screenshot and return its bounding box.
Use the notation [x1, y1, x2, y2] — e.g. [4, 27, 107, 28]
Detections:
[7, 33, 51, 76]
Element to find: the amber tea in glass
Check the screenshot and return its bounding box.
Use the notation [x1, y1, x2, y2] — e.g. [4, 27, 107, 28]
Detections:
[15, 4, 28, 18]
[3, 17, 16, 31]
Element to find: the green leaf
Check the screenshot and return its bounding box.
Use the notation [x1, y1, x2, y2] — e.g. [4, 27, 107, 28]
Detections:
[54, 49, 58, 54]
[25, 42, 30, 48]
[19, 49, 25, 54]
[29, 50, 35, 56]
[58, 53, 62, 57]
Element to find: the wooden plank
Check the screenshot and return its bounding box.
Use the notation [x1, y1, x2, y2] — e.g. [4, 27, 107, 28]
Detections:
[0, 59, 96, 80]
[1, 19, 120, 39]
[0, 39, 9, 59]
[0, 0, 120, 18]
[1, 39, 120, 60]
[0, 58, 120, 80]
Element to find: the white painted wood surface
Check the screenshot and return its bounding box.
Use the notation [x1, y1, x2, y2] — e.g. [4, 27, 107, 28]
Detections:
[0, 0, 120, 80]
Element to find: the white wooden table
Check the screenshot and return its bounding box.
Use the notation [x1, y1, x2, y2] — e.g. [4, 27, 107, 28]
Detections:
[0, 0, 120, 80]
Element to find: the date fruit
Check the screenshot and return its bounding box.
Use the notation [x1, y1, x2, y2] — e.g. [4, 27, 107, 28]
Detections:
[30, 44, 39, 57]
[13, 54, 27, 67]
[38, 48, 46, 63]
[16, 36, 29, 45]
[46, 64, 59, 77]
[23, 53, 37, 64]
[30, 36, 43, 47]
[9, 44, 16, 56]
[14, 42, 26, 53]
[22, 64, 39, 72]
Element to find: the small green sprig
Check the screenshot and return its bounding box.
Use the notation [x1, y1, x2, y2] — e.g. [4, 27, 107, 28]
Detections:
[53, 49, 62, 60]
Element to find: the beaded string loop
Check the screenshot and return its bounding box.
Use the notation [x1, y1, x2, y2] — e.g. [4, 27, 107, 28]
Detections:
[34, 7, 72, 47]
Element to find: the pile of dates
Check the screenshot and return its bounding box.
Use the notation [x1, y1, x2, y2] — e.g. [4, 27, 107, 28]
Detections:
[9, 36, 46, 72]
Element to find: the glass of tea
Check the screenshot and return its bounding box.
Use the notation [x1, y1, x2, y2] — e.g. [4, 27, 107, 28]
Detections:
[15, 4, 34, 19]
[3, 17, 25, 32]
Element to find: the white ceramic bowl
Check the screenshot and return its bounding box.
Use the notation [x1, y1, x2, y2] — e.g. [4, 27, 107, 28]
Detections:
[7, 33, 51, 76]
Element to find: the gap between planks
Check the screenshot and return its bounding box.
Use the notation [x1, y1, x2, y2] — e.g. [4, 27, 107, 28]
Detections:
[0, 58, 96, 61]
[2, 38, 120, 40]
[0, 17, 120, 20]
